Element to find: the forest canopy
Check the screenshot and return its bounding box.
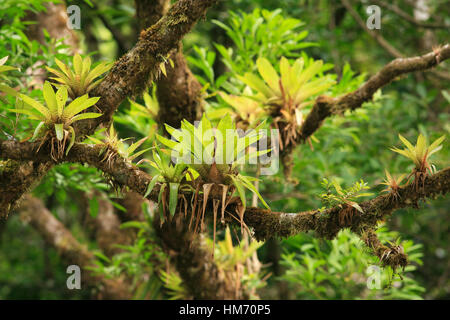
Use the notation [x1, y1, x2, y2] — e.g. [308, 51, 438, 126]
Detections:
[0, 0, 449, 301]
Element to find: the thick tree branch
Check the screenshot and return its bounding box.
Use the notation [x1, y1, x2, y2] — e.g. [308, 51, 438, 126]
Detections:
[0, 0, 216, 217]
[136, 0, 203, 128]
[2, 140, 448, 246]
[75, 0, 216, 137]
[297, 44, 450, 143]
[358, 228, 408, 271]
[243, 167, 450, 241]
[341, 0, 450, 81]
[17, 195, 131, 299]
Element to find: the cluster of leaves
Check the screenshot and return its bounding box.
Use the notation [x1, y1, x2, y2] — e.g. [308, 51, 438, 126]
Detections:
[114, 85, 159, 139]
[0, 0, 71, 79]
[380, 169, 406, 201]
[319, 178, 373, 213]
[225, 56, 334, 148]
[88, 125, 150, 166]
[0, 56, 17, 99]
[212, 9, 315, 86]
[10, 82, 101, 159]
[46, 54, 112, 99]
[208, 227, 268, 298]
[377, 133, 444, 195]
[391, 133, 445, 175]
[143, 145, 190, 220]
[156, 114, 269, 212]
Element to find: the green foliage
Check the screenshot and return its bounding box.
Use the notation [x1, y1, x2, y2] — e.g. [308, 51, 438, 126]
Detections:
[213, 9, 315, 77]
[88, 207, 166, 299]
[115, 85, 159, 137]
[159, 270, 189, 300]
[1, 1, 448, 301]
[88, 125, 150, 164]
[319, 178, 373, 213]
[0, 56, 18, 98]
[217, 87, 266, 128]
[10, 82, 101, 156]
[46, 54, 112, 99]
[156, 114, 269, 209]
[390, 133, 445, 172]
[143, 145, 190, 218]
[210, 227, 267, 298]
[239, 57, 334, 110]
[380, 170, 406, 196]
[280, 228, 425, 300]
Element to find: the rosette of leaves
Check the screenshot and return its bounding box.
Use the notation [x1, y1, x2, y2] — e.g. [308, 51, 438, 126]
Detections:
[208, 226, 267, 296]
[143, 145, 190, 222]
[235, 56, 335, 149]
[9, 82, 101, 160]
[0, 56, 18, 100]
[156, 114, 269, 234]
[46, 54, 112, 99]
[88, 125, 150, 167]
[88, 125, 150, 192]
[380, 170, 407, 201]
[390, 133, 445, 190]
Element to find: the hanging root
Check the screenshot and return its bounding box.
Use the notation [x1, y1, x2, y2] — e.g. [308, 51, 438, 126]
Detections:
[338, 204, 357, 227]
[212, 199, 219, 258]
[359, 228, 408, 273]
[48, 130, 69, 161]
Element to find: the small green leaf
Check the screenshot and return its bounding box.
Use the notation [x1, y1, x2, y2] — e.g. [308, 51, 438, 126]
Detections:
[54, 123, 64, 141]
[144, 174, 160, 198]
[229, 174, 246, 209]
[42, 82, 57, 114]
[32, 121, 46, 140]
[66, 126, 76, 155]
[169, 182, 179, 217]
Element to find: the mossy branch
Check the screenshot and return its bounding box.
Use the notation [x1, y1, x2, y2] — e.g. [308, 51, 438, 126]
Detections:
[297, 44, 450, 144]
[0, 0, 216, 216]
[2, 139, 449, 245]
[74, 0, 216, 138]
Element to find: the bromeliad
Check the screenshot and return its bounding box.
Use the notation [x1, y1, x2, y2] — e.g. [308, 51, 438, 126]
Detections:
[46, 54, 112, 99]
[390, 133, 445, 190]
[10, 81, 101, 160]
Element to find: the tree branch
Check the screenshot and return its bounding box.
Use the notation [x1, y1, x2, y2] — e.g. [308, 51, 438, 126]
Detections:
[297, 44, 450, 143]
[2, 139, 448, 247]
[243, 167, 450, 241]
[17, 195, 131, 299]
[75, 0, 216, 138]
[358, 227, 408, 271]
[135, 0, 203, 128]
[0, 0, 216, 217]
[373, 0, 450, 29]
